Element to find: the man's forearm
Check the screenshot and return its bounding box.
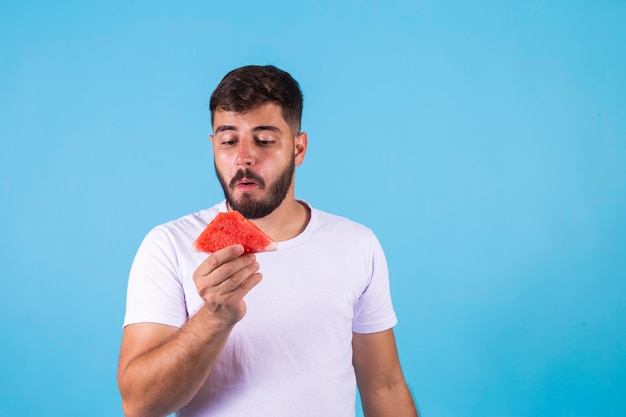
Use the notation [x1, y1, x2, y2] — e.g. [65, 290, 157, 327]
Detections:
[119, 311, 233, 417]
[361, 381, 418, 417]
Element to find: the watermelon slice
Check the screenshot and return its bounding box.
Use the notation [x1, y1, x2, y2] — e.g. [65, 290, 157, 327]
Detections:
[192, 211, 278, 254]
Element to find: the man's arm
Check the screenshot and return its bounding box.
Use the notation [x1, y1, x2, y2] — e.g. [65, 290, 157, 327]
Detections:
[117, 245, 262, 417]
[353, 329, 418, 417]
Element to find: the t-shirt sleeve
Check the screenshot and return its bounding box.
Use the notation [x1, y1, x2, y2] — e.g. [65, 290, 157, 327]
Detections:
[352, 234, 398, 334]
[123, 226, 188, 328]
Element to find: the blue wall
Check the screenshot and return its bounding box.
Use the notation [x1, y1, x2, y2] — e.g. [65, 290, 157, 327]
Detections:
[1, 1, 624, 416]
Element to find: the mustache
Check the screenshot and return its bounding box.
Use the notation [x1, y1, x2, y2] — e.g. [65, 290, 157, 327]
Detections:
[229, 169, 266, 189]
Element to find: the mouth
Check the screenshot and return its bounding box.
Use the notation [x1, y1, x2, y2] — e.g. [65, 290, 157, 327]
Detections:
[229, 169, 266, 192]
[236, 178, 259, 192]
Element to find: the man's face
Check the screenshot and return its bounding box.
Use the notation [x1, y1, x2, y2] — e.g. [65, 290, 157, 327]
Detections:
[210, 103, 306, 219]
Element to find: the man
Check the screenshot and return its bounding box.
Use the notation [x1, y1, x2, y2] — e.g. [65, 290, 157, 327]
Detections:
[118, 65, 418, 417]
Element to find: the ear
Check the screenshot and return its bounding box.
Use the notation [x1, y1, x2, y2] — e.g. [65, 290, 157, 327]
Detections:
[294, 131, 308, 166]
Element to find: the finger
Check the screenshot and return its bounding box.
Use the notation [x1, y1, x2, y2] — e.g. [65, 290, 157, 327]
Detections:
[229, 272, 263, 299]
[201, 272, 263, 324]
[196, 244, 245, 276]
[239, 271, 263, 294]
[194, 253, 258, 296]
[208, 253, 258, 288]
[215, 257, 260, 293]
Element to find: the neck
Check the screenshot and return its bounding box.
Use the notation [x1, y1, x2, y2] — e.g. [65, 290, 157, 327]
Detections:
[240, 196, 310, 242]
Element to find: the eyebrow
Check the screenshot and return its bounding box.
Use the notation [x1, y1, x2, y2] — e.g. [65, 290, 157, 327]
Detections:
[254, 125, 282, 133]
[214, 125, 283, 134]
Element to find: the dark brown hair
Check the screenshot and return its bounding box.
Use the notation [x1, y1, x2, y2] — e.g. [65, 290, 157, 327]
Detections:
[210, 65, 303, 134]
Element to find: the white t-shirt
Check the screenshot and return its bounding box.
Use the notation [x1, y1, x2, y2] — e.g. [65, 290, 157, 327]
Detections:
[124, 201, 398, 417]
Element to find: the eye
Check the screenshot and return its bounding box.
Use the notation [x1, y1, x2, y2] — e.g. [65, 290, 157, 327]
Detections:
[219, 136, 238, 147]
[255, 137, 275, 146]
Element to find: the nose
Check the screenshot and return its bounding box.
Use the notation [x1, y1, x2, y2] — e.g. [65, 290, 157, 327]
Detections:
[236, 139, 255, 166]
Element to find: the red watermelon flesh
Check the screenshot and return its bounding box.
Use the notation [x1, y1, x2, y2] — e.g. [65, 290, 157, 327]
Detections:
[192, 211, 278, 254]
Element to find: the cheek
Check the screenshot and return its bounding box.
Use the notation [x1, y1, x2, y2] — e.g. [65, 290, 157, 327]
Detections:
[213, 153, 235, 172]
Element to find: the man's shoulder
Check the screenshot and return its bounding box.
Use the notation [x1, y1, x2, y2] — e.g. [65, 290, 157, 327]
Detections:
[308, 204, 377, 238]
[303, 204, 386, 260]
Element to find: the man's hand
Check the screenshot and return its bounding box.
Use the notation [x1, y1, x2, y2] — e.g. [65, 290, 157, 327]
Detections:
[193, 244, 263, 327]
[119, 244, 263, 417]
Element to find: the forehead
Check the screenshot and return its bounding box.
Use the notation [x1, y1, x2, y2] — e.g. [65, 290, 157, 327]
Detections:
[212, 103, 288, 132]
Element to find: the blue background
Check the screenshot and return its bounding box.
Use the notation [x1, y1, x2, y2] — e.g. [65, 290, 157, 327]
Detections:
[1, 1, 624, 416]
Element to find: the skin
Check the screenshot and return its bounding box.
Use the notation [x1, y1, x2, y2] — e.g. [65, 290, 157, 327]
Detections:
[117, 103, 417, 417]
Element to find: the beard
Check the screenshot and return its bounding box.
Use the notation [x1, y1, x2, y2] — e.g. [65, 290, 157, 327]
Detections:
[215, 156, 295, 219]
